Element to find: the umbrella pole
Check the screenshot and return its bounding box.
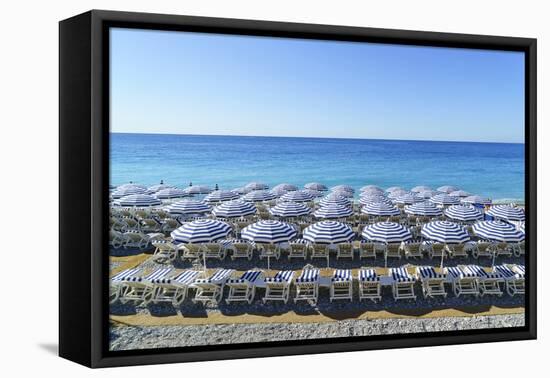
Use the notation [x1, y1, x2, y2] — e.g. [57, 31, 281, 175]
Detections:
[267, 255, 270, 271]
[440, 247, 445, 270]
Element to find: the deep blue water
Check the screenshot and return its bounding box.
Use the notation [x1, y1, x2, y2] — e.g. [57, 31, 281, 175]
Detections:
[110, 133, 525, 202]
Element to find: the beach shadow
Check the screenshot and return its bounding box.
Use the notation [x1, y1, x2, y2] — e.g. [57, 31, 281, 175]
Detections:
[110, 246, 155, 257]
[109, 303, 138, 316]
[38, 343, 58, 355]
[148, 303, 178, 317]
[177, 302, 208, 318]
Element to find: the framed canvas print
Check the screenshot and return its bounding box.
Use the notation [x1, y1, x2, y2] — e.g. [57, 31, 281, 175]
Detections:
[59, 10, 536, 368]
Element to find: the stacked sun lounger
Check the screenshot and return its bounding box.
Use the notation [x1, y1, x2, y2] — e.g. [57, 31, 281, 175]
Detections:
[193, 269, 235, 304]
[263, 270, 295, 303]
[389, 267, 417, 300]
[493, 264, 525, 296]
[330, 269, 353, 301]
[294, 268, 320, 304]
[358, 268, 381, 302]
[416, 266, 447, 298]
[225, 270, 265, 304]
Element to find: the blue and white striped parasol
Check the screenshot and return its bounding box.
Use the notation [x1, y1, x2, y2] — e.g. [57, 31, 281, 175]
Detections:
[183, 185, 212, 195]
[331, 189, 355, 198]
[404, 201, 442, 216]
[421, 221, 470, 244]
[242, 190, 277, 202]
[313, 203, 354, 219]
[117, 183, 147, 190]
[394, 193, 423, 205]
[270, 187, 289, 197]
[212, 200, 257, 218]
[362, 222, 412, 243]
[165, 199, 211, 216]
[241, 220, 297, 244]
[231, 186, 251, 195]
[360, 185, 384, 193]
[418, 190, 442, 199]
[303, 221, 354, 244]
[245, 182, 269, 191]
[272, 183, 298, 192]
[386, 186, 404, 193]
[171, 219, 232, 244]
[517, 221, 525, 234]
[449, 190, 471, 198]
[444, 204, 483, 221]
[411, 185, 432, 193]
[204, 190, 240, 203]
[146, 184, 174, 194]
[111, 186, 147, 198]
[303, 189, 324, 198]
[486, 205, 525, 221]
[437, 185, 459, 193]
[472, 221, 525, 242]
[269, 202, 311, 217]
[387, 189, 409, 199]
[279, 190, 315, 203]
[319, 194, 351, 208]
[155, 188, 189, 199]
[361, 202, 400, 216]
[113, 194, 162, 207]
[304, 182, 328, 191]
[359, 194, 392, 206]
[330, 185, 355, 194]
[430, 193, 460, 205]
[461, 195, 492, 206]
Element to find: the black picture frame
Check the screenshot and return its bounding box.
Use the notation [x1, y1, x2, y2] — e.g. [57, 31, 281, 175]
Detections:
[59, 9, 537, 368]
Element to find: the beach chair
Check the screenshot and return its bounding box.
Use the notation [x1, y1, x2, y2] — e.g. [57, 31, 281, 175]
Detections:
[109, 267, 142, 304]
[389, 267, 417, 300]
[118, 267, 174, 305]
[416, 266, 447, 298]
[258, 243, 281, 260]
[193, 269, 235, 304]
[294, 267, 321, 304]
[428, 242, 446, 260]
[310, 244, 329, 261]
[151, 239, 182, 263]
[203, 243, 227, 260]
[493, 265, 525, 296]
[149, 269, 202, 306]
[181, 243, 204, 261]
[110, 217, 127, 232]
[472, 240, 493, 259]
[123, 231, 151, 249]
[229, 239, 254, 260]
[330, 269, 353, 302]
[140, 218, 161, 233]
[401, 240, 426, 259]
[121, 216, 140, 231]
[336, 243, 354, 260]
[110, 230, 126, 249]
[263, 270, 295, 303]
[445, 242, 476, 259]
[510, 242, 525, 257]
[359, 241, 377, 259]
[445, 266, 480, 297]
[385, 243, 402, 259]
[465, 265, 503, 296]
[494, 242, 513, 258]
[225, 270, 265, 304]
[288, 240, 309, 260]
[358, 268, 381, 302]
[160, 218, 179, 233]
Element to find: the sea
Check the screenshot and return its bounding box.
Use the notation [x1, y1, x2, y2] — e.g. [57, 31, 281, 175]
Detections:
[110, 133, 525, 203]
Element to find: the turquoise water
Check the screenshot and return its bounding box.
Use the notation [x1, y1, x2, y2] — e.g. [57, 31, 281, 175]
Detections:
[110, 133, 525, 203]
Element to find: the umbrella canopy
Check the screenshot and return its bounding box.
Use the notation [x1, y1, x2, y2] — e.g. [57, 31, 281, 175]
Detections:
[113, 194, 161, 207]
[245, 182, 269, 190]
[331, 189, 354, 198]
[461, 195, 492, 206]
[111, 186, 147, 199]
[437, 185, 459, 193]
[319, 194, 351, 208]
[231, 186, 250, 195]
[449, 190, 471, 198]
[204, 190, 240, 203]
[360, 185, 384, 193]
[313, 203, 354, 219]
[404, 201, 443, 216]
[212, 200, 257, 218]
[418, 190, 442, 199]
[517, 221, 525, 234]
[303, 221, 354, 244]
[472, 221, 525, 242]
[411, 185, 432, 193]
[165, 199, 211, 216]
[242, 190, 277, 202]
[146, 184, 174, 194]
[155, 188, 189, 199]
[304, 182, 328, 191]
[362, 222, 412, 243]
[241, 220, 297, 244]
[387, 189, 409, 199]
[386, 186, 404, 193]
[171, 219, 232, 244]
[486, 205, 525, 221]
[361, 202, 400, 216]
[330, 185, 355, 194]
[444, 205, 483, 221]
[272, 183, 298, 192]
[117, 183, 147, 190]
[280, 190, 315, 203]
[183, 185, 212, 195]
[269, 202, 311, 217]
[394, 193, 423, 205]
[269, 187, 289, 197]
[303, 189, 324, 198]
[429, 193, 460, 205]
[359, 194, 392, 206]
[421, 221, 469, 244]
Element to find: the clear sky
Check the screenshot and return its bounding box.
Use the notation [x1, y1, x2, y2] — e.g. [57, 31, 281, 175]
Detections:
[110, 28, 525, 143]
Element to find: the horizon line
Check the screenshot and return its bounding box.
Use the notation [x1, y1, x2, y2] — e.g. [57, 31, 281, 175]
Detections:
[109, 131, 525, 145]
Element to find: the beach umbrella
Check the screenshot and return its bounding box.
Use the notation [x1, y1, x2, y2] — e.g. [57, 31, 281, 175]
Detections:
[359, 195, 392, 206]
[245, 182, 269, 190]
[314, 203, 354, 219]
[303, 189, 324, 198]
[171, 219, 232, 244]
[269, 202, 311, 218]
[429, 193, 460, 206]
[437, 185, 459, 193]
[272, 183, 298, 192]
[331, 185, 355, 194]
[387, 189, 409, 199]
[362, 221, 412, 267]
[212, 200, 257, 218]
[304, 182, 328, 191]
[360, 187, 385, 196]
[449, 190, 471, 198]
[242, 190, 277, 202]
[280, 190, 315, 203]
[117, 183, 147, 190]
[183, 185, 212, 195]
[113, 194, 161, 207]
[269, 187, 289, 197]
[204, 190, 239, 203]
[111, 186, 147, 198]
[472, 221, 525, 243]
[418, 190, 442, 199]
[360, 185, 384, 193]
[231, 186, 251, 195]
[331, 189, 354, 198]
[165, 199, 211, 216]
[411, 185, 432, 193]
[361, 202, 400, 216]
[319, 194, 351, 208]
[517, 221, 525, 234]
[394, 193, 423, 205]
[303, 221, 354, 244]
[461, 195, 492, 206]
[486, 205, 525, 221]
[146, 183, 174, 194]
[386, 186, 404, 193]
[444, 204, 483, 222]
[404, 201, 443, 216]
[241, 220, 297, 269]
[421, 220, 470, 268]
[155, 188, 189, 199]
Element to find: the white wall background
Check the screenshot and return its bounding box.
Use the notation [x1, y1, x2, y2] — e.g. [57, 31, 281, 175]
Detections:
[0, 0, 546, 375]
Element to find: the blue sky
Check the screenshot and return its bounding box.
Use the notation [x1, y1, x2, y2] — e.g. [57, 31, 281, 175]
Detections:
[110, 28, 525, 143]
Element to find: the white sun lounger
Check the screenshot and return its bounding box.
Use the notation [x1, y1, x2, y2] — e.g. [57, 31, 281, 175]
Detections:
[263, 270, 295, 303]
[225, 270, 265, 304]
[288, 240, 309, 260]
[416, 266, 447, 298]
[109, 267, 142, 304]
[149, 270, 202, 306]
[193, 269, 235, 304]
[493, 265, 525, 296]
[464, 265, 503, 296]
[336, 243, 354, 260]
[359, 241, 377, 259]
[227, 239, 254, 260]
[445, 242, 476, 259]
[389, 267, 417, 300]
[110, 230, 126, 249]
[445, 266, 480, 297]
[294, 268, 320, 304]
[151, 240, 183, 263]
[203, 243, 227, 260]
[258, 243, 281, 260]
[330, 269, 353, 302]
[118, 267, 174, 305]
[358, 268, 381, 302]
[472, 240, 493, 259]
